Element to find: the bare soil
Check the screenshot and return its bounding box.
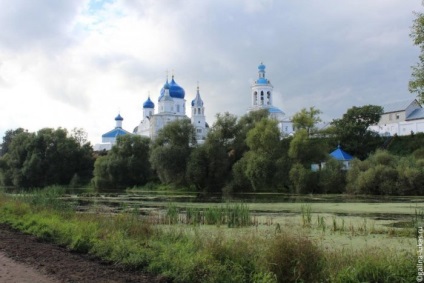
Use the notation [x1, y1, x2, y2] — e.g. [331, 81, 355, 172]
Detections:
[0, 223, 168, 283]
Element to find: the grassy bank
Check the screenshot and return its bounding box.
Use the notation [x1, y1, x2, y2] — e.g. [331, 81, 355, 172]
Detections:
[0, 187, 417, 282]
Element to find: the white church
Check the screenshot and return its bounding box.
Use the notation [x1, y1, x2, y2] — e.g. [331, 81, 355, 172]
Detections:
[134, 75, 209, 141]
[94, 63, 293, 150]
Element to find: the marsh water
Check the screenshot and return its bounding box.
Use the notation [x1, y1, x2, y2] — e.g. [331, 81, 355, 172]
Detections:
[56, 189, 424, 224]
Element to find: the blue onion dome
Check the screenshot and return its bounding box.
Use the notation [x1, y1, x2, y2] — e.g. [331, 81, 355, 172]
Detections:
[164, 80, 170, 90]
[143, 96, 155, 109]
[160, 76, 185, 99]
[258, 62, 266, 71]
[115, 114, 123, 121]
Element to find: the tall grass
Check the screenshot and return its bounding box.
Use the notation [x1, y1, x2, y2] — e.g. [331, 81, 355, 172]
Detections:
[164, 203, 251, 227]
[17, 186, 74, 213]
[326, 247, 415, 282]
[0, 188, 417, 282]
[413, 208, 424, 227]
[301, 204, 312, 227]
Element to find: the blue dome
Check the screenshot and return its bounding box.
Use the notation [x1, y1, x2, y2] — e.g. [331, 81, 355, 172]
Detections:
[258, 62, 266, 71]
[256, 78, 269, 84]
[160, 76, 185, 99]
[164, 81, 170, 90]
[115, 114, 123, 121]
[268, 106, 285, 115]
[143, 97, 155, 109]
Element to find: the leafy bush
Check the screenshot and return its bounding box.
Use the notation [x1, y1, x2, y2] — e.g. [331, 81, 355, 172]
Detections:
[264, 233, 326, 282]
[347, 150, 424, 195]
[319, 158, 346, 193]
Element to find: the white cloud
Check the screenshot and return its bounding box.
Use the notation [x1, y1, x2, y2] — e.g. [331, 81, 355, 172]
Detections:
[0, 0, 422, 143]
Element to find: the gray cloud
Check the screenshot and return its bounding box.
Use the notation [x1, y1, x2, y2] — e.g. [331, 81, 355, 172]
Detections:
[0, 0, 421, 142]
[0, 0, 85, 52]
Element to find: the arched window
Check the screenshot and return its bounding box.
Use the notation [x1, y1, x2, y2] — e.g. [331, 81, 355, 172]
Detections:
[177, 105, 180, 112]
[254, 91, 258, 105]
[194, 108, 196, 115]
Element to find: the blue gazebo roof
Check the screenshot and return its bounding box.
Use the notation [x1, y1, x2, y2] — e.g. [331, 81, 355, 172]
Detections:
[330, 146, 353, 161]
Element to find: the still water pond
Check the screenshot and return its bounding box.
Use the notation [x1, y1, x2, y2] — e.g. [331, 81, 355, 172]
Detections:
[58, 189, 424, 221]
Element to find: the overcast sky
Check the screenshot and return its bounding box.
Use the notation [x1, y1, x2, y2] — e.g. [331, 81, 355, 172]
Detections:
[0, 0, 422, 144]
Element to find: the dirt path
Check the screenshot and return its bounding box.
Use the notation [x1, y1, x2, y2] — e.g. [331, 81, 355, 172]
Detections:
[0, 251, 58, 283]
[0, 223, 168, 283]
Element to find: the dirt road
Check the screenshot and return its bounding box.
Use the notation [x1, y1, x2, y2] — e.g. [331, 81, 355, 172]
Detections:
[0, 223, 167, 283]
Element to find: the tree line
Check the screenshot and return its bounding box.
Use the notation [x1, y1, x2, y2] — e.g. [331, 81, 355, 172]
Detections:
[2, 105, 422, 195]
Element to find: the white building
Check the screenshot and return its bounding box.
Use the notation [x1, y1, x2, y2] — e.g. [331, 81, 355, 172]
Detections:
[134, 76, 209, 142]
[248, 62, 294, 136]
[93, 114, 132, 151]
[369, 99, 424, 136]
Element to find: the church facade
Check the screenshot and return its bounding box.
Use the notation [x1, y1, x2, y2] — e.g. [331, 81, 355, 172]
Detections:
[134, 76, 209, 142]
[95, 63, 293, 150]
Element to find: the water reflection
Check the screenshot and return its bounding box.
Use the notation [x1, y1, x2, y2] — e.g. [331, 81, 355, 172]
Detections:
[65, 189, 424, 204]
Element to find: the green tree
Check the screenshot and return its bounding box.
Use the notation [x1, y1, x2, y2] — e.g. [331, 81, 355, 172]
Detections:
[319, 158, 346, 193]
[0, 128, 94, 188]
[330, 105, 383, 159]
[288, 126, 327, 194]
[71, 127, 88, 146]
[346, 150, 424, 195]
[186, 113, 238, 192]
[233, 109, 270, 158]
[292, 107, 322, 137]
[288, 129, 328, 165]
[149, 119, 196, 186]
[243, 118, 281, 191]
[0, 130, 34, 186]
[0, 128, 25, 156]
[409, 8, 424, 102]
[92, 134, 151, 190]
[272, 138, 293, 192]
[289, 163, 311, 194]
[187, 110, 272, 193]
[186, 145, 209, 190]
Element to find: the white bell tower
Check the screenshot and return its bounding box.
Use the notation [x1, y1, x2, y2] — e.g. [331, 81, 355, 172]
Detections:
[191, 84, 207, 141]
[251, 62, 274, 109]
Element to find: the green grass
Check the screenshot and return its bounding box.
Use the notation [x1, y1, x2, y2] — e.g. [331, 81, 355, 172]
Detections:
[0, 188, 418, 283]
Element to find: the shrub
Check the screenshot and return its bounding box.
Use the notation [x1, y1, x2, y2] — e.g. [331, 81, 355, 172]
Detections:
[264, 233, 326, 282]
[319, 158, 346, 193]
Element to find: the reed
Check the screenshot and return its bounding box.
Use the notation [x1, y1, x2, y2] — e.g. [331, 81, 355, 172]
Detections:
[166, 203, 179, 224]
[164, 203, 251, 227]
[301, 204, 312, 227]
